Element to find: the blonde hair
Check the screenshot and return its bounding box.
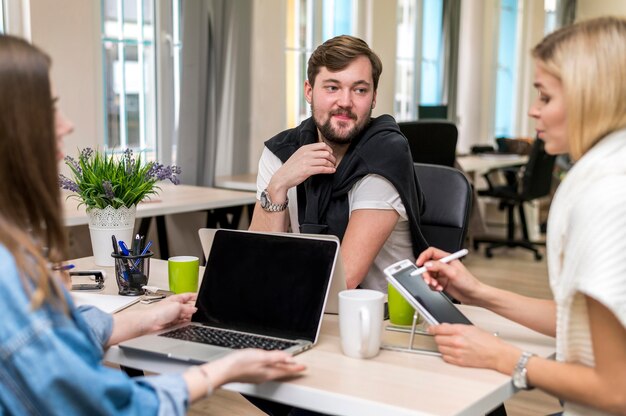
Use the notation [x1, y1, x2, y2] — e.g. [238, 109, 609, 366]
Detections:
[532, 16, 626, 160]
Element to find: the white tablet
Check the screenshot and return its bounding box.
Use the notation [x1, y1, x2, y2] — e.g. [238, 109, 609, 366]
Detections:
[384, 259, 472, 325]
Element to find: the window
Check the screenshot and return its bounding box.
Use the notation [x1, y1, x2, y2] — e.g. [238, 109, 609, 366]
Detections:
[0, 0, 5, 33]
[101, 0, 181, 161]
[493, 0, 519, 137]
[285, 0, 357, 127]
[394, 0, 445, 121]
[544, 0, 557, 33]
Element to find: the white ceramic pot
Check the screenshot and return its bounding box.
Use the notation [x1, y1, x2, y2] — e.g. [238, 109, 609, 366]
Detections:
[87, 205, 136, 266]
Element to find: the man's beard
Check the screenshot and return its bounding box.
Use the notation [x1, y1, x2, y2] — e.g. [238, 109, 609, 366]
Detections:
[312, 107, 372, 145]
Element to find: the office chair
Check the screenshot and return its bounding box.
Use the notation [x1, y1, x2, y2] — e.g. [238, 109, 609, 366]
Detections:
[414, 163, 472, 253]
[418, 104, 448, 119]
[474, 138, 556, 261]
[415, 163, 509, 416]
[399, 121, 458, 167]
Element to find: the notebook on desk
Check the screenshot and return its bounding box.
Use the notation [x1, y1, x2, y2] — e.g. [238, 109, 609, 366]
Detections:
[120, 229, 338, 363]
[198, 229, 346, 314]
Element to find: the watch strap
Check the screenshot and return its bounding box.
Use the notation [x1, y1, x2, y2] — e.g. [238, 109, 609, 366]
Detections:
[513, 351, 535, 390]
[261, 189, 289, 212]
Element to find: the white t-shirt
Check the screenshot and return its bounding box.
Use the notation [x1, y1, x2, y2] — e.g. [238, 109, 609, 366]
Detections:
[256, 147, 414, 292]
[546, 129, 626, 416]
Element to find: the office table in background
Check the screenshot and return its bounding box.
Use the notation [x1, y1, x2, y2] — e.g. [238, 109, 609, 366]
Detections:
[456, 154, 528, 177]
[214, 173, 257, 192]
[63, 184, 256, 258]
[70, 257, 555, 416]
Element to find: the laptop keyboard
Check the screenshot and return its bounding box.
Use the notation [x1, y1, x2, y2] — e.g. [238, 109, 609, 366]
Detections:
[160, 325, 299, 351]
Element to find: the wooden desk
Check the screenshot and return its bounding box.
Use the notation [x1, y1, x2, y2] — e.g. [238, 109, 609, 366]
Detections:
[63, 184, 256, 227]
[71, 257, 555, 416]
[456, 154, 527, 177]
[63, 184, 256, 259]
[214, 173, 257, 192]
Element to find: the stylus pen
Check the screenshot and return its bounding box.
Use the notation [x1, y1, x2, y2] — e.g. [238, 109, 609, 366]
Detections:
[410, 248, 469, 276]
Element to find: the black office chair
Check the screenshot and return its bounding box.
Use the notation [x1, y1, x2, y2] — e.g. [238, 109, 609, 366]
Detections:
[474, 138, 556, 261]
[414, 163, 471, 253]
[418, 104, 448, 119]
[414, 163, 509, 416]
[399, 121, 458, 167]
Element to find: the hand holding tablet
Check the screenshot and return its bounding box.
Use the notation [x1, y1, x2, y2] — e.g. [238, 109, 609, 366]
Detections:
[384, 251, 472, 326]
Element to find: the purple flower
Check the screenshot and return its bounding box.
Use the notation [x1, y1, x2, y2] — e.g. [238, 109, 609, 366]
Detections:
[64, 155, 81, 174]
[146, 162, 181, 184]
[102, 180, 115, 199]
[58, 174, 79, 192]
[80, 148, 94, 160]
[124, 148, 135, 175]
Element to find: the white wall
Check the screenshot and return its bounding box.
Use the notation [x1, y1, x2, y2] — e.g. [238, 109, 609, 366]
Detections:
[248, 0, 286, 173]
[577, 0, 626, 20]
[29, 0, 103, 160]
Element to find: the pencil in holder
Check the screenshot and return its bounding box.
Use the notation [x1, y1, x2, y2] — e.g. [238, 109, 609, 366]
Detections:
[111, 251, 154, 296]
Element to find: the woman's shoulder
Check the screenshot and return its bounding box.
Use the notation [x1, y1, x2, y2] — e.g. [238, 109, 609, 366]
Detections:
[0, 244, 21, 285]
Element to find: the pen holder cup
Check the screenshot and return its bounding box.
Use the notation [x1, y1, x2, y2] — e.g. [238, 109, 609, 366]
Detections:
[111, 251, 154, 296]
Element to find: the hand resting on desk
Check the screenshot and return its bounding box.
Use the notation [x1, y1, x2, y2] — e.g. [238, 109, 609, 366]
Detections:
[107, 293, 198, 347]
[107, 292, 307, 403]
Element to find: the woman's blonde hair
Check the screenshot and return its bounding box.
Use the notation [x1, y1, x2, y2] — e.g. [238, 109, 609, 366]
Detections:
[532, 16, 626, 160]
[0, 35, 68, 310]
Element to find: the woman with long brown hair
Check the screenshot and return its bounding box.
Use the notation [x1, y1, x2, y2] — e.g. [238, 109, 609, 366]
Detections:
[0, 35, 304, 415]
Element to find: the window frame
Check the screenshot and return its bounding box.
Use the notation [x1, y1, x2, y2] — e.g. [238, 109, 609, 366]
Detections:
[285, 0, 359, 127]
[99, 0, 181, 163]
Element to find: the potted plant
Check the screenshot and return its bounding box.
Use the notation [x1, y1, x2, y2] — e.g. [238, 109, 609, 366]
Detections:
[59, 148, 181, 266]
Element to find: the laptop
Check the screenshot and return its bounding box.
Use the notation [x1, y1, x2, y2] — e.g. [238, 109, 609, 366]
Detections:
[198, 229, 346, 314]
[119, 229, 339, 363]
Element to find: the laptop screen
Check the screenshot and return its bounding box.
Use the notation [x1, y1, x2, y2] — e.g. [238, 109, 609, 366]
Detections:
[192, 230, 337, 342]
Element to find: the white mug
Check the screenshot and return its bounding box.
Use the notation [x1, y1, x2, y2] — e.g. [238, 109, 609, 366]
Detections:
[338, 289, 385, 359]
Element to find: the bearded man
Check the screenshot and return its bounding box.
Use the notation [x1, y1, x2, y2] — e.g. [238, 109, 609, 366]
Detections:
[250, 35, 427, 293]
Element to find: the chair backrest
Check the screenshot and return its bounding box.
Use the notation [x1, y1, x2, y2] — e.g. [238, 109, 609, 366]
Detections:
[520, 138, 556, 201]
[418, 105, 448, 119]
[399, 121, 458, 167]
[414, 163, 472, 253]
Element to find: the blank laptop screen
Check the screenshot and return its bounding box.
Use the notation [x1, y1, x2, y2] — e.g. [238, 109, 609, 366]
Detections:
[192, 230, 337, 342]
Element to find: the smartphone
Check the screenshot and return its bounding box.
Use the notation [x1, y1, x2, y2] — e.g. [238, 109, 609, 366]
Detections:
[384, 259, 472, 326]
[70, 270, 105, 291]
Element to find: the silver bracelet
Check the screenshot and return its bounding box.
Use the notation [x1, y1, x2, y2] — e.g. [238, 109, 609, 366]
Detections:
[194, 365, 214, 397]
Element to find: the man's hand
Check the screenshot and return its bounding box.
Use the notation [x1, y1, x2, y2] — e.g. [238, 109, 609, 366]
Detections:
[267, 142, 337, 200]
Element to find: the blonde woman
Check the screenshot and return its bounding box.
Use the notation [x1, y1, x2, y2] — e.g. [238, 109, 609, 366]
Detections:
[0, 35, 304, 415]
[417, 17, 626, 416]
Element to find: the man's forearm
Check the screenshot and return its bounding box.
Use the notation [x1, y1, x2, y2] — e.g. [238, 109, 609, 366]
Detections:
[248, 202, 290, 232]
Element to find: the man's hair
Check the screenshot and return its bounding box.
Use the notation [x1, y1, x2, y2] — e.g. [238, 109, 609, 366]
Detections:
[0, 35, 68, 309]
[532, 16, 626, 160]
[307, 35, 383, 91]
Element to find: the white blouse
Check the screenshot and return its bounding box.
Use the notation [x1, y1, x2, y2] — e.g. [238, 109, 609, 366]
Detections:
[547, 129, 626, 416]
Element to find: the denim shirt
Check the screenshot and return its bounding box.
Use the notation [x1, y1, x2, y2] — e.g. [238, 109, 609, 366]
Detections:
[0, 245, 189, 415]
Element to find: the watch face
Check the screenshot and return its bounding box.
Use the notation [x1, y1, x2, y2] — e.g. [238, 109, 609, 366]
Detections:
[260, 191, 269, 209]
[512, 369, 526, 389]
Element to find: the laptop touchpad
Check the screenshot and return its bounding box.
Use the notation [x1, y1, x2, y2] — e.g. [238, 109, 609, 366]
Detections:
[164, 344, 230, 363]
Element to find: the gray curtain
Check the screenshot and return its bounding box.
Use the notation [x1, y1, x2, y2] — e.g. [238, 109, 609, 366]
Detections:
[178, 0, 252, 186]
[557, 0, 576, 27]
[441, 0, 461, 123]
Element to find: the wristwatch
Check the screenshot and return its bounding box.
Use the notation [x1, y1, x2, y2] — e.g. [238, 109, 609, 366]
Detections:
[512, 351, 535, 390]
[260, 189, 289, 212]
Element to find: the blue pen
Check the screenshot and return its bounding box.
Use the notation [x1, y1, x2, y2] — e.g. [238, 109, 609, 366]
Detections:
[133, 241, 153, 268]
[53, 264, 75, 271]
[118, 241, 131, 256]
